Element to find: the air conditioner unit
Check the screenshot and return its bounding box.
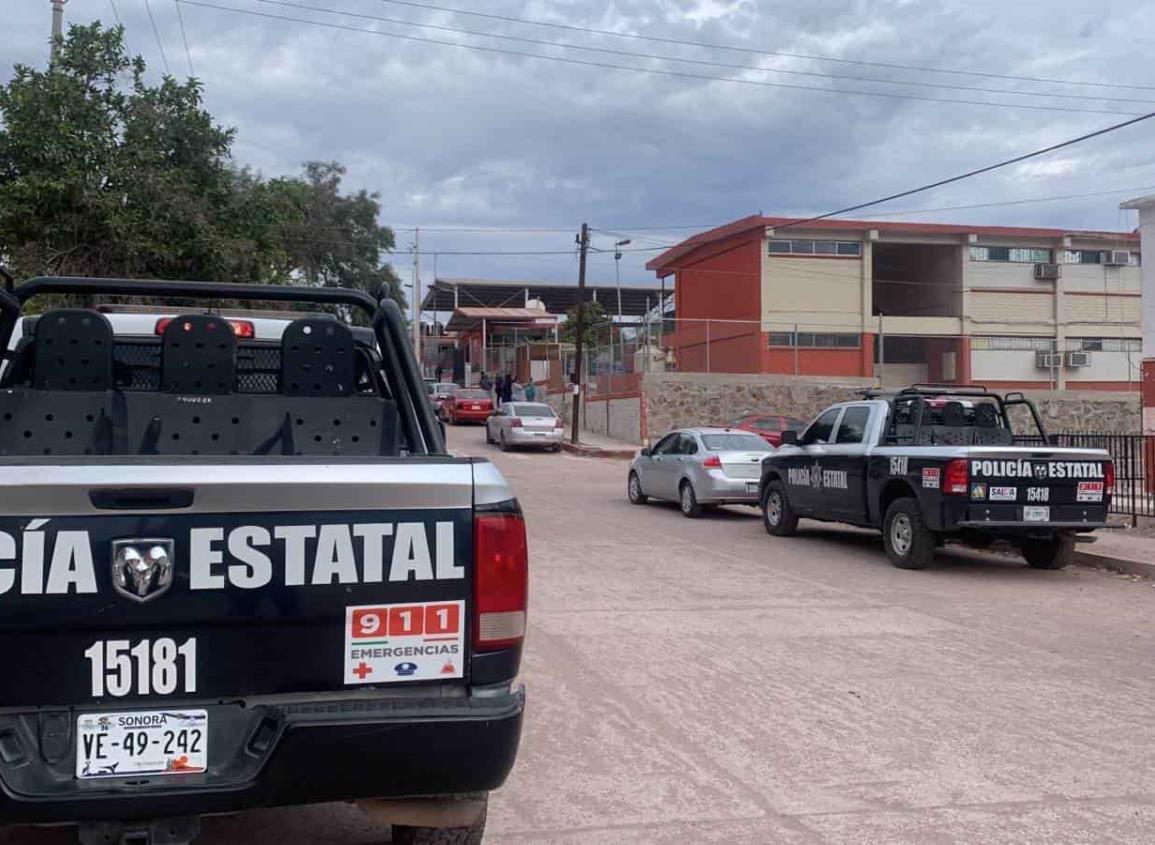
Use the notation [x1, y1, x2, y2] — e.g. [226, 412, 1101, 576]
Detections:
[1035, 352, 1060, 369]
[1033, 263, 1061, 280]
[1065, 351, 1091, 368]
[1105, 250, 1131, 266]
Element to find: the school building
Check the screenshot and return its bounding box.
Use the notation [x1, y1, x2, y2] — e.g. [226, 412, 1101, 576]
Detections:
[646, 215, 1142, 390]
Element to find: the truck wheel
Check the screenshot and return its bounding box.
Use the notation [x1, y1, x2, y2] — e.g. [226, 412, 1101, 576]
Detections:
[762, 480, 798, 536]
[627, 471, 648, 505]
[1021, 533, 1075, 570]
[679, 481, 702, 518]
[883, 498, 935, 570]
[392, 804, 486, 845]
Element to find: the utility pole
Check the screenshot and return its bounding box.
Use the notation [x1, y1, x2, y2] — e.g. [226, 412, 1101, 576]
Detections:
[411, 228, 421, 374]
[50, 0, 67, 62]
[571, 223, 590, 445]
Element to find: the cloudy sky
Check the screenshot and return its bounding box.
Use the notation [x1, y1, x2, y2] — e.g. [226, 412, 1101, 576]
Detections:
[6, 0, 1155, 295]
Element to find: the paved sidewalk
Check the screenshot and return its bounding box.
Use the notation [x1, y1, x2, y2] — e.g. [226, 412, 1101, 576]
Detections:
[560, 429, 640, 460]
[1075, 529, 1155, 578]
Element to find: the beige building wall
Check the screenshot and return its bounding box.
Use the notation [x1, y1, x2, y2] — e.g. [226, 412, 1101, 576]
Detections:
[761, 254, 863, 331]
[1062, 264, 1141, 293]
[968, 291, 1053, 330]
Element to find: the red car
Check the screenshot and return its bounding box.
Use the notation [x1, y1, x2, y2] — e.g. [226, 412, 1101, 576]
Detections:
[446, 388, 494, 425]
[726, 413, 808, 447]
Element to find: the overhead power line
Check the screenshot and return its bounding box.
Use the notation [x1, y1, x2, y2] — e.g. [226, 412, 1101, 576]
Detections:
[376, 0, 1155, 92]
[143, 0, 171, 74]
[178, 1, 1142, 116]
[255, 0, 1155, 105]
[174, 0, 196, 75]
[772, 110, 1155, 232]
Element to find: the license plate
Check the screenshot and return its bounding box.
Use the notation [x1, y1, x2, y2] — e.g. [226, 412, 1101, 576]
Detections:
[1023, 506, 1050, 523]
[470, 405, 480, 410]
[746, 481, 758, 493]
[76, 710, 207, 779]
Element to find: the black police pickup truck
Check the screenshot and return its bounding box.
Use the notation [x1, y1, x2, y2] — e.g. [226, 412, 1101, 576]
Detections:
[0, 277, 525, 844]
[759, 385, 1114, 570]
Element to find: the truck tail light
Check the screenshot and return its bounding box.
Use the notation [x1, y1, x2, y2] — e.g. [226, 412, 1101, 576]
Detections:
[155, 317, 254, 337]
[473, 512, 528, 651]
[702, 455, 721, 468]
[1105, 462, 1116, 489]
[944, 459, 969, 495]
[510, 418, 523, 428]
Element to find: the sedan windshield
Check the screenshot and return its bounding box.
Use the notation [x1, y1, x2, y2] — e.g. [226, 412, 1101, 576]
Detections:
[457, 389, 489, 400]
[702, 434, 772, 451]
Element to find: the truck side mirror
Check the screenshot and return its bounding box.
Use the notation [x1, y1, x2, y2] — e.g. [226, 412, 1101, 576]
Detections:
[780, 430, 798, 445]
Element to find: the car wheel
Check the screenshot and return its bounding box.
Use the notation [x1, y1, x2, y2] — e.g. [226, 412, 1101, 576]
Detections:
[883, 497, 935, 570]
[761, 480, 798, 536]
[679, 481, 702, 518]
[627, 471, 648, 505]
[392, 801, 486, 845]
[499, 431, 510, 452]
[1021, 533, 1075, 570]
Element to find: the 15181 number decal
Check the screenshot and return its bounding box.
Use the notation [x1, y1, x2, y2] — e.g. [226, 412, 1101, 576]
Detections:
[83, 638, 197, 698]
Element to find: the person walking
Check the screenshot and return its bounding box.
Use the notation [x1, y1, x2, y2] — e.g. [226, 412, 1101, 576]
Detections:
[499, 373, 513, 405]
[479, 371, 492, 392]
[524, 381, 537, 402]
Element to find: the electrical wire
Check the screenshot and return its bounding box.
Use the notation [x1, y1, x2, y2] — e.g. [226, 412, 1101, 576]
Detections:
[375, 0, 1155, 92]
[174, 0, 196, 75]
[176, 1, 1143, 116]
[771, 110, 1155, 232]
[143, 0, 172, 74]
[255, 0, 1155, 105]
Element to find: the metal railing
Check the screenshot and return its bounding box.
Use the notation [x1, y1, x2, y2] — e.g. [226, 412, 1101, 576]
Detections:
[1048, 433, 1155, 526]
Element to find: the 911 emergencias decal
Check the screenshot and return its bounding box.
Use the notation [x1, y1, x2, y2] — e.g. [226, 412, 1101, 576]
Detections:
[344, 600, 465, 685]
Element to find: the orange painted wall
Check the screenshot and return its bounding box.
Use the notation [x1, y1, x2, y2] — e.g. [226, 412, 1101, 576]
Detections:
[670, 235, 763, 373]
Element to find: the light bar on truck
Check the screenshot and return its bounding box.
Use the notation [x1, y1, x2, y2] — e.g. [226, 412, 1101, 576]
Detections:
[473, 512, 528, 650]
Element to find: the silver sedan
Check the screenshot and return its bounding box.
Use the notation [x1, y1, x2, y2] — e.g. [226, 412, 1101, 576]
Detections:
[486, 402, 565, 451]
[627, 428, 774, 517]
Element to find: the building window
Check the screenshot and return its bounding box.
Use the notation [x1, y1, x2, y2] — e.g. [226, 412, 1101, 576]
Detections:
[1064, 250, 1103, 264]
[769, 239, 861, 257]
[1068, 337, 1140, 352]
[970, 246, 1052, 263]
[769, 331, 860, 348]
[971, 336, 1053, 351]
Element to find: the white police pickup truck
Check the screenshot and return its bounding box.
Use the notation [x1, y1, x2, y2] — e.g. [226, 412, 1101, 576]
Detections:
[759, 386, 1114, 570]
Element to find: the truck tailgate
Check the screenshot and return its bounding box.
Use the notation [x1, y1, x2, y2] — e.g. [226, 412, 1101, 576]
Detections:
[0, 459, 477, 707]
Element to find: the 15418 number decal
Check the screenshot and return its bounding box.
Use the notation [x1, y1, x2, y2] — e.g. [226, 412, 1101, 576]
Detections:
[83, 638, 197, 698]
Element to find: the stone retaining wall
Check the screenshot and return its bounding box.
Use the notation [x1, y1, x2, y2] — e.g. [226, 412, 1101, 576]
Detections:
[639, 372, 1140, 440]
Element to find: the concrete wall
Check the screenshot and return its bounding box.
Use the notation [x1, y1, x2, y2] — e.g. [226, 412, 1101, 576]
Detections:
[545, 391, 643, 444]
[637, 371, 1140, 441]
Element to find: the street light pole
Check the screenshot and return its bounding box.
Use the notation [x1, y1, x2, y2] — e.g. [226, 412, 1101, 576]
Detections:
[571, 223, 590, 445]
[614, 239, 630, 391]
[50, 0, 67, 62]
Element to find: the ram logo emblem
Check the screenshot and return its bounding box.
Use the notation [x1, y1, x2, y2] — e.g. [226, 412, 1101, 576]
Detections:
[111, 539, 175, 603]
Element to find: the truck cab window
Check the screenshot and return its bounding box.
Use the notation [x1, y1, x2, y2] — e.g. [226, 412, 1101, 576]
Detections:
[801, 408, 841, 445]
[834, 406, 871, 444]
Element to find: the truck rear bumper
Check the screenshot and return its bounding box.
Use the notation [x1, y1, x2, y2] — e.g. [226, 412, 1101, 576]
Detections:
[0, 687, 524, 826]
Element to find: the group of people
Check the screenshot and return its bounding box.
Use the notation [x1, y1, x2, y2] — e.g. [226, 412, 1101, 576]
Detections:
[479, 372, 537, 404]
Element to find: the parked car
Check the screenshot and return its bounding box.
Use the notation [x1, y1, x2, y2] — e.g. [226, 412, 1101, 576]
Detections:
[431, 382, 459, 418]
[446, 388, 494, 425]
[759, 385, 1114, 570]
[628, 428, 773, 517]
[726, 412, 809, 447]
[487, 402, 565, 451]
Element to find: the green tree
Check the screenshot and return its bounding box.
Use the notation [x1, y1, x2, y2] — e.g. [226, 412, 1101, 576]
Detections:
[0, 22, 406, 316]
[269, 161, 406, 312]
[560, 300, 608, 348]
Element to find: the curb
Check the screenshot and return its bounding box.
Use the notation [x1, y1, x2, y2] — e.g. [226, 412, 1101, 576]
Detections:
[1073, 549, 1155, 579]
[560, 441, 637, 460]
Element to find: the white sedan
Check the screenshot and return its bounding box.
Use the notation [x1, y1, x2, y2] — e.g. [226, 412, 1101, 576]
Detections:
[486, 402, 565, 452]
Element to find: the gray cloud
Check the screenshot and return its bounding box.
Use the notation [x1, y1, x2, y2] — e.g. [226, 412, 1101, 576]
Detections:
[5, 0, 1154, 290]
